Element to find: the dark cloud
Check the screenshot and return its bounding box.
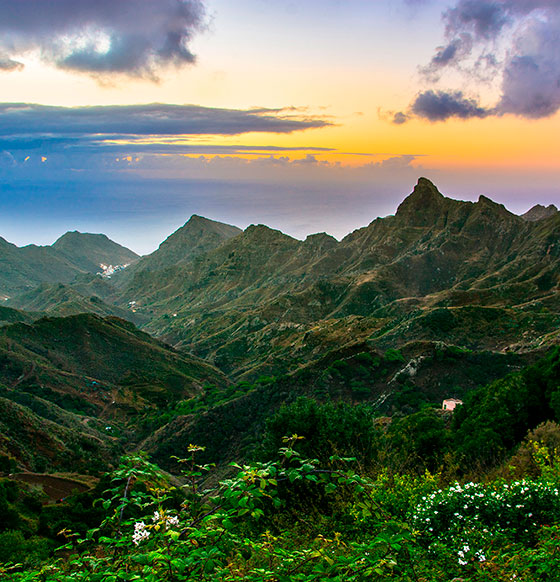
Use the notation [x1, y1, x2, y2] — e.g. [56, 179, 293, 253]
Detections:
[391, 111, 409, 125]
[421, 35, 473, 80]
[431, 40, 459, 66]
[0, 103, 330, 137]
[411, 90, 490, 121]
[443, 1, 510, 40]
[0, 0, 206, 78]
[0, 103, 332, 168]
[498, 15, 560, 118]
[401, 0, 560, 122]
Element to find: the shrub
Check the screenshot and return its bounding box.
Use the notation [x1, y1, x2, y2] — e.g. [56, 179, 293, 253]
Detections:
[2, 444, 417, 581]
[411, 479, 560, 545]
[384, 348, 405, 363]
[260, 397, 380, 468]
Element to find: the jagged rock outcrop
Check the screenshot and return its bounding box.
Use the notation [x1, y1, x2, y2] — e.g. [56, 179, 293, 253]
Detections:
[521, 204, 559, 222]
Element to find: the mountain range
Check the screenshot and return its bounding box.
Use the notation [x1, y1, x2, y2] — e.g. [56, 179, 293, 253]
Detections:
[1, 177, 559, 471]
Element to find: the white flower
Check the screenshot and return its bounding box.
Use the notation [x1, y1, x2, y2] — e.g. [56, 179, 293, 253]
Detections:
[132, 521, 150, 546]
[166, 515, 180, 529]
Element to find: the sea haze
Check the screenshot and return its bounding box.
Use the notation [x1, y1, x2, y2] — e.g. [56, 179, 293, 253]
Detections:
[0, 175, 409, 254]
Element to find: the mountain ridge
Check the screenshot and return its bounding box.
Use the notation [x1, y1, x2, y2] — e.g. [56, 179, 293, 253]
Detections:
[52, 230, 140, 274]
[3, 178, 559, 381]
[0, 231, 139, 297]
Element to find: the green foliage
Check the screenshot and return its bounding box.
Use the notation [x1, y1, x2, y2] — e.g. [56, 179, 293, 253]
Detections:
[386, 408, 451, 473]
[384, 348, 405, 363]
[0, 531, 53, 568]
[4, 442, 560, 581]
[174, 379, 264, 416]
[454, 347, 560, 470]
[507, 421, 560, 479]
[1, 443, 417, 581]
[0, 454, 17, 475]
[423, 308, 457, 333]
[260, 397, 380, 468]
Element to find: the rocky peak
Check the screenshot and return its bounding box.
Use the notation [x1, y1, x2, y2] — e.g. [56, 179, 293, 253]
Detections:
[304, 232, 338, 248]
[158, 215, 241, 249]
[133, 216, 242, 273]
[471, 195, 519, 223]
[54, 231, 111, 245]
[178, 215, 242, 237]
[242, 224, 298, 246]
[521, 204, 559, 222]
[51, 231, 139, 274]
[395, 177, 446, 226]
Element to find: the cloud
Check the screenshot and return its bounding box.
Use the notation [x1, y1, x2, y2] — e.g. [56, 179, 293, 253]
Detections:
[0, 102, 334, 172]
[0, 0, 206, 79]
[499, 14, 560, 118]
[0, 102, 332, 171]
[391, 111, 409, 125]
[443, 1, 511, 40]
[0, 150, 16, 167]
[411, 90, 490, 121]
[420, 35, 473, 81]
[0, 102, 330, 138]
[401, 0, 560, 122]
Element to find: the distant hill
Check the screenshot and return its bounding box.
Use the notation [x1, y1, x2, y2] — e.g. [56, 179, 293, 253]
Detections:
[0, 236, 87, 296]
[0, 305, 36, 326]
[7, 279, 146, 325]
[53, 230, 140, 274]
[115, 215, 242, 286]
[521, 204, 559, 222]
[0, 231, 139, 297]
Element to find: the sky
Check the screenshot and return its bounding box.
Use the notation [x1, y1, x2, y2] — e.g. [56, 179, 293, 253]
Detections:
[0, 0, 559, 254]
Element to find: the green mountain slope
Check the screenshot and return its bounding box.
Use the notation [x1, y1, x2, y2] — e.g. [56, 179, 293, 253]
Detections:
[6, 281, 146, 325]
[115, 215, 242, 286]
[52, 231, 140, 274]
[0, 313, 228, 471]
[0, 237, 87, 297]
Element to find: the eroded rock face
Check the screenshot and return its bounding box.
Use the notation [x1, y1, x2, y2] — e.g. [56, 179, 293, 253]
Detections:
[521, 204, 559, 222]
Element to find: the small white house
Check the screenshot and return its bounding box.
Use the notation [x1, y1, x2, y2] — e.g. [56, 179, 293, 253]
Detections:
[442, 398, 463, 412]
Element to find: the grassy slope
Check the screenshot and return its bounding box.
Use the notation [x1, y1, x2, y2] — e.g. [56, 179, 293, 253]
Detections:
[0, 313, 228, 471]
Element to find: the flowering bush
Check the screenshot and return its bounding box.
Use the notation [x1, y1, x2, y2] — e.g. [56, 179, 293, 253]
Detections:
[5, 441, 560, 581]
[412, 479, 560, 542]
[0, 438, 416, 581]
[409, 478, 560, 578]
